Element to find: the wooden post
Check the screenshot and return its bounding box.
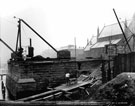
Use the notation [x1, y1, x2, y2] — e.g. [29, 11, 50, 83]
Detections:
[101, 60, 106, 83]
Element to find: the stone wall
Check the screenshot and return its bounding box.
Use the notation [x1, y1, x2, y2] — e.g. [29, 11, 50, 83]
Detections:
[6, 59, 102, 99]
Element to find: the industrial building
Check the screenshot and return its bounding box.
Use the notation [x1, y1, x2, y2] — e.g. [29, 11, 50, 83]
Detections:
[84, 14, 135, 59]
[59, 45, 84, 60]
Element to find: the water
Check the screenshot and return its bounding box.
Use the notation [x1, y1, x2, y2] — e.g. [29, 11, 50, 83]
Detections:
[0, 75, 9, 100]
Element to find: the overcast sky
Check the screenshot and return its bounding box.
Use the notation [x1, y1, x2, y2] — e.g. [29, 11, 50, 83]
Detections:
[0, 0, 135, 62]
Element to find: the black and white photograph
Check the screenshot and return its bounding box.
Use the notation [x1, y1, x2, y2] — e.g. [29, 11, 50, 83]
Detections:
[0, 0, 135, 105]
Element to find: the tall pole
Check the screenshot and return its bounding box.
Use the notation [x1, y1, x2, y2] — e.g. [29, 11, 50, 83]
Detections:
[74, 37, 76, 60]
[14, 16, 58, 53]
[21, 19, 58, 53]
[16, 20, 20, 51]
[113, 9, 132, 52]
[133, 36, 135, 51]
[0, 17, 1, 69]
[19, 19, 22, 49]
[0, 17, 1, 38]
[74, 37, 77, 78]
[0, 39, 16, 54]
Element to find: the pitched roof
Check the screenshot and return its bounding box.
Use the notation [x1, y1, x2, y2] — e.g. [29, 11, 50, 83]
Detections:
[91, 39, 121, 48]
[84, 20, 131, 51]
[99, 23, 124, 38]
[84, 44, 93, 51]
[84, 36, 97, 51]
[99, 20, 131, 38]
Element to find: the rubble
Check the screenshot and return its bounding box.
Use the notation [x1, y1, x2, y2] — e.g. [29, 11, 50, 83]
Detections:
[91, 72, 135, 104]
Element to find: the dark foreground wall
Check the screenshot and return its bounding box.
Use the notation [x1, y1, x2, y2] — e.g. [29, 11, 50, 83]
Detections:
[0, 100, 113, 106]
[113, 52, 135, 77]
[101, 52, 135, 83]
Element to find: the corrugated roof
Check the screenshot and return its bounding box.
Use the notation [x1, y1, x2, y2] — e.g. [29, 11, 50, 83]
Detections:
[91, 39, 121, 48]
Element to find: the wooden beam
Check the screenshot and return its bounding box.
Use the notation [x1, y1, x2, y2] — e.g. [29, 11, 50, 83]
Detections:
[17, 89, 60, 101]
[0, 100, 112, 106]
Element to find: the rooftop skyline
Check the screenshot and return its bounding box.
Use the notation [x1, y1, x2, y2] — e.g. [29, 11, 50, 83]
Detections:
[0, 0, 135, 62]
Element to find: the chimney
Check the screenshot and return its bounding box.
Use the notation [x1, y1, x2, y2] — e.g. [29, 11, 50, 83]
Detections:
[124, 18, 128, 35]
[87, 38, 89, 45]
[28, 38, 34, 57]
[97, 27, 100, 41]
[30, 38, 32, 47]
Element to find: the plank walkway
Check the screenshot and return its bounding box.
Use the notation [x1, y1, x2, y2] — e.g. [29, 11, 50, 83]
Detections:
[55, 80, 93, 92]
[18, 78, 94, 102]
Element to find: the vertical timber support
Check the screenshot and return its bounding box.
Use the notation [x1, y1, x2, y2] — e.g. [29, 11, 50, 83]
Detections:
[101, 60, 106, 83]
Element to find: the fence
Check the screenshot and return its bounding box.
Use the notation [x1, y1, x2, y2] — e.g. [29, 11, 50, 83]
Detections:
[102, 52, 135, 83]
[113, 52, 135, 77]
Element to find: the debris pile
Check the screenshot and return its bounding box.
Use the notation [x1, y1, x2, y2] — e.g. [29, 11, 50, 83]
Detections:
[91, 72, 135, 104]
